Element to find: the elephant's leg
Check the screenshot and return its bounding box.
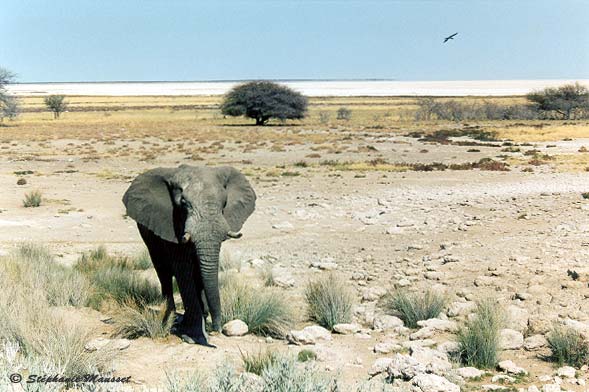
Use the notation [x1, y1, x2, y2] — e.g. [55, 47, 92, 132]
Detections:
[138, 225, 176, 323]
[170, 257, 213, 347]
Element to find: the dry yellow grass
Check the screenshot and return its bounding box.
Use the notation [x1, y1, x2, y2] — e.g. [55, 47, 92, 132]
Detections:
[1, 95, 587, 143]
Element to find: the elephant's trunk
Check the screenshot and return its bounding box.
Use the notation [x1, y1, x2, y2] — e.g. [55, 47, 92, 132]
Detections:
[196, 244, 222, 331]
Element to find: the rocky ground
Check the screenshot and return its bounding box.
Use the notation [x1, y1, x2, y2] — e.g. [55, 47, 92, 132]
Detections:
[2, 131, 589, 391]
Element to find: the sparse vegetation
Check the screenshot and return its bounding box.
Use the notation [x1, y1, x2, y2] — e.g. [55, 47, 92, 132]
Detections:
[112, 300, 173, 339]
[0, 67, 19, 123]
[382, 289, 446, 328]
[456, 298, 504, 368]
[297, 349, 317, 362]
[221, 275, 294, 338]
[23, 189, 42, 207]
[88, 266, 162, 309]
[304, 273, 354, 330]
[336, 107, 352, 120]
[240, 349, 281, 375]
[546, 325, 589, 367]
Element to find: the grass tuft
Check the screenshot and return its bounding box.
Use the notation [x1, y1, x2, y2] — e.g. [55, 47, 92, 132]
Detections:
[546, 325, 589, 367]
[221, 275, 293, 338]
[240, 349, 281, 376]
[297, 349, 317, 362]
[112, 300, 173, 339]
[456, 298, 504, 369]
[381, 289, 446, 328]
[304, 273, 354, 330]
[23, 190, 42, 207]
[88, 266, 162, 309]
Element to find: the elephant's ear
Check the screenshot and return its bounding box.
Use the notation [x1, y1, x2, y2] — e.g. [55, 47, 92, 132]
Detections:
[122, 167, 180, 243]
[217, 167, 256, 232]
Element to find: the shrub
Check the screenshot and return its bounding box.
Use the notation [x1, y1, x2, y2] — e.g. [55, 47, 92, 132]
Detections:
[547, 325, 589, 367]
[23, 190, 42, 207]
[221, 276, 293, 338]
[262, 356, 338, 392]
[336, 107, 352, 120]
[456, 298, 504, 368]
[241, 349, 281, 376]
[165, 369, 207, 392]
[75, 246, 153, 273]
[527, 82, 589, 120]
[112, 301, 172, 339]
[304, 273, 354, 330]
[382, 289, 446, 328]
[89, 266, 162, 309]
[297, 349, 317, 362]
[44, 95, 68, 119]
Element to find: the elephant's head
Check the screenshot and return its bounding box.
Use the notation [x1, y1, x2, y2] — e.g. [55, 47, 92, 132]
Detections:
[122, 165, 256, 331]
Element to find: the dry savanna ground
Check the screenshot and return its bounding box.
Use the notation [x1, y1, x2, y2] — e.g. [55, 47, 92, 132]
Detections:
[2, 95, 589, 391]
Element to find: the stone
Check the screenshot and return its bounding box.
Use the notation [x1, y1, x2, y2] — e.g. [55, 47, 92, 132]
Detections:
[456, 367, 484, 379]
[499, 329, 524, 350]
[410, 346, 452, 375]
[222, 320, 249, 336]
[506, 305, 530, 332]
[373, 315, 404, 330]
[362, 286, 387, 301]
[369, 357, 393, 376]
[310, 261, 338, 270]
[556, 366, 576, 378]
[287, 325, 332, 345]
[411, 374, 460, 392]
[541, 385, 561, 392]
[481, 385, 510, 391]
[417, 318, 458, 332]
[497, 360, 527, 375]
[410, 327, 435, 340]
[524, 334, 548, 351]
[333, 323, 361, 335]
[85, 338, 130, 352]
[387, 353, 426, 380]
[373, 341, 402, 354]
[491, 374, 515, 383]
[272, 221, 294, 231]
[437, 341, 460, 355]
[397, 278, 411, 287]
[447, 301, 476, 317]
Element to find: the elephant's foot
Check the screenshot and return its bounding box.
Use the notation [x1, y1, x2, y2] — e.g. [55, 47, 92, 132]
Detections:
[180, 334, 216, 348]
[173, 319, 215, 348]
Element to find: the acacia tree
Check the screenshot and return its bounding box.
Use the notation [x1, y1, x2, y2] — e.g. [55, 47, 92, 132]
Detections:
[220, 81, 308, 125]
[44, 95, 68, 119]
[0, 67, 19, 123]
[527, 82, 589, 120]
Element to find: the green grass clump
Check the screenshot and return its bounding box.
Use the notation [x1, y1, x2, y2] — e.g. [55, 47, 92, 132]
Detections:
[297, 349, 317, 363]
[547, 325, 589, 367]
[241, 349, 281, 376]
[456, 298, 504, 369]
[221, 276, 293, 338]
[75, 246, 152, 273]
[304, 273, 354, 330]
[112, 301, 173, 339]
[381, 289, 447, 328]
[22, 190, 42, 207]
[89, 266, 162, 309]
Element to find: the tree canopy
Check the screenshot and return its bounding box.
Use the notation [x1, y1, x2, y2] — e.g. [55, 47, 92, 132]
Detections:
[220, 81, 308, 125]
[0, 67, 19, 122]
[527, 82, 589, 120]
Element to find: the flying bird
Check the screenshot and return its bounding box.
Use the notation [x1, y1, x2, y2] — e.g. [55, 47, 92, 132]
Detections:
[443, 32, 458, 43]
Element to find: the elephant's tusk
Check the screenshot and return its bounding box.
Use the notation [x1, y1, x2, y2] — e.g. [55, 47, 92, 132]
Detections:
[181, 233, 191, 243]
[227, 231, 242, 239]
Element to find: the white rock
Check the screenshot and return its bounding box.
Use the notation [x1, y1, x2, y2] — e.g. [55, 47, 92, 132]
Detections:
[524, 334, 548, 351]
[273, 274, 295, 288]
[447, 301, 476, 317]
[506, 305, 530, 332]
[333, 323, 361, 335]
[310, 261, 338, 270]
[287, 325, 332, 345]
[541, 384, 561, 392]
[362, 286, 387, 301]
[492, 374, 515, 383]
[85, 338, 130, 352]
[410, 346, 452, 375]
[369, 357, 393, 376]
[556, 366, 576, 379]
[373, 315, 404, 330]
[498, 360, 528, 375]
[481, 385, 509, 391]
[272, 221, 294, 231]
[417, 318, 458, 332]
[410, 327, 435, 340]
[411, 374, 460, 392]
[387, 353, 426, 380]
[499, 328, 524, 350]
[222, 320, 249, 336]
[373, 341, 402, 354]
[437, 341, 460, 355]
[456, 367, 484, 379]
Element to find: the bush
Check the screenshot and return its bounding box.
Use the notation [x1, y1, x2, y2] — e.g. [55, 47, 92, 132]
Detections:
[382, 289, 446, 328]
[241, 349, 281, 376]
[112, 300, 173, 339]
[221, 81, 308, 125]
[297, 349, 317, 362]
[221, 276, 293, 338]
[547, 325, 589, 367]
[456, 299, 504, 368]
[44, 95, 68, 119]
[23, 190, 42, 207]
[304, 273, 354, 330]
[89, 266, 162, 309]
[261, 356, 338, 392]
[336, 107, 352, 120]
[527, 82, 589, 120]
[75, 246, 152, 273]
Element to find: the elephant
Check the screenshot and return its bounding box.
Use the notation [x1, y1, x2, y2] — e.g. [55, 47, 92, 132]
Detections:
[122, 164, 256, 346]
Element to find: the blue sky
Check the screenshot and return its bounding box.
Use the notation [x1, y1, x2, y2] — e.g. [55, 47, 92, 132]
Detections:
[1, 0, 588, 82]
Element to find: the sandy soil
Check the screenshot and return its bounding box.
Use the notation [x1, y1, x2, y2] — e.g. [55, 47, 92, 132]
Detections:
[3, 131, 589, 391]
